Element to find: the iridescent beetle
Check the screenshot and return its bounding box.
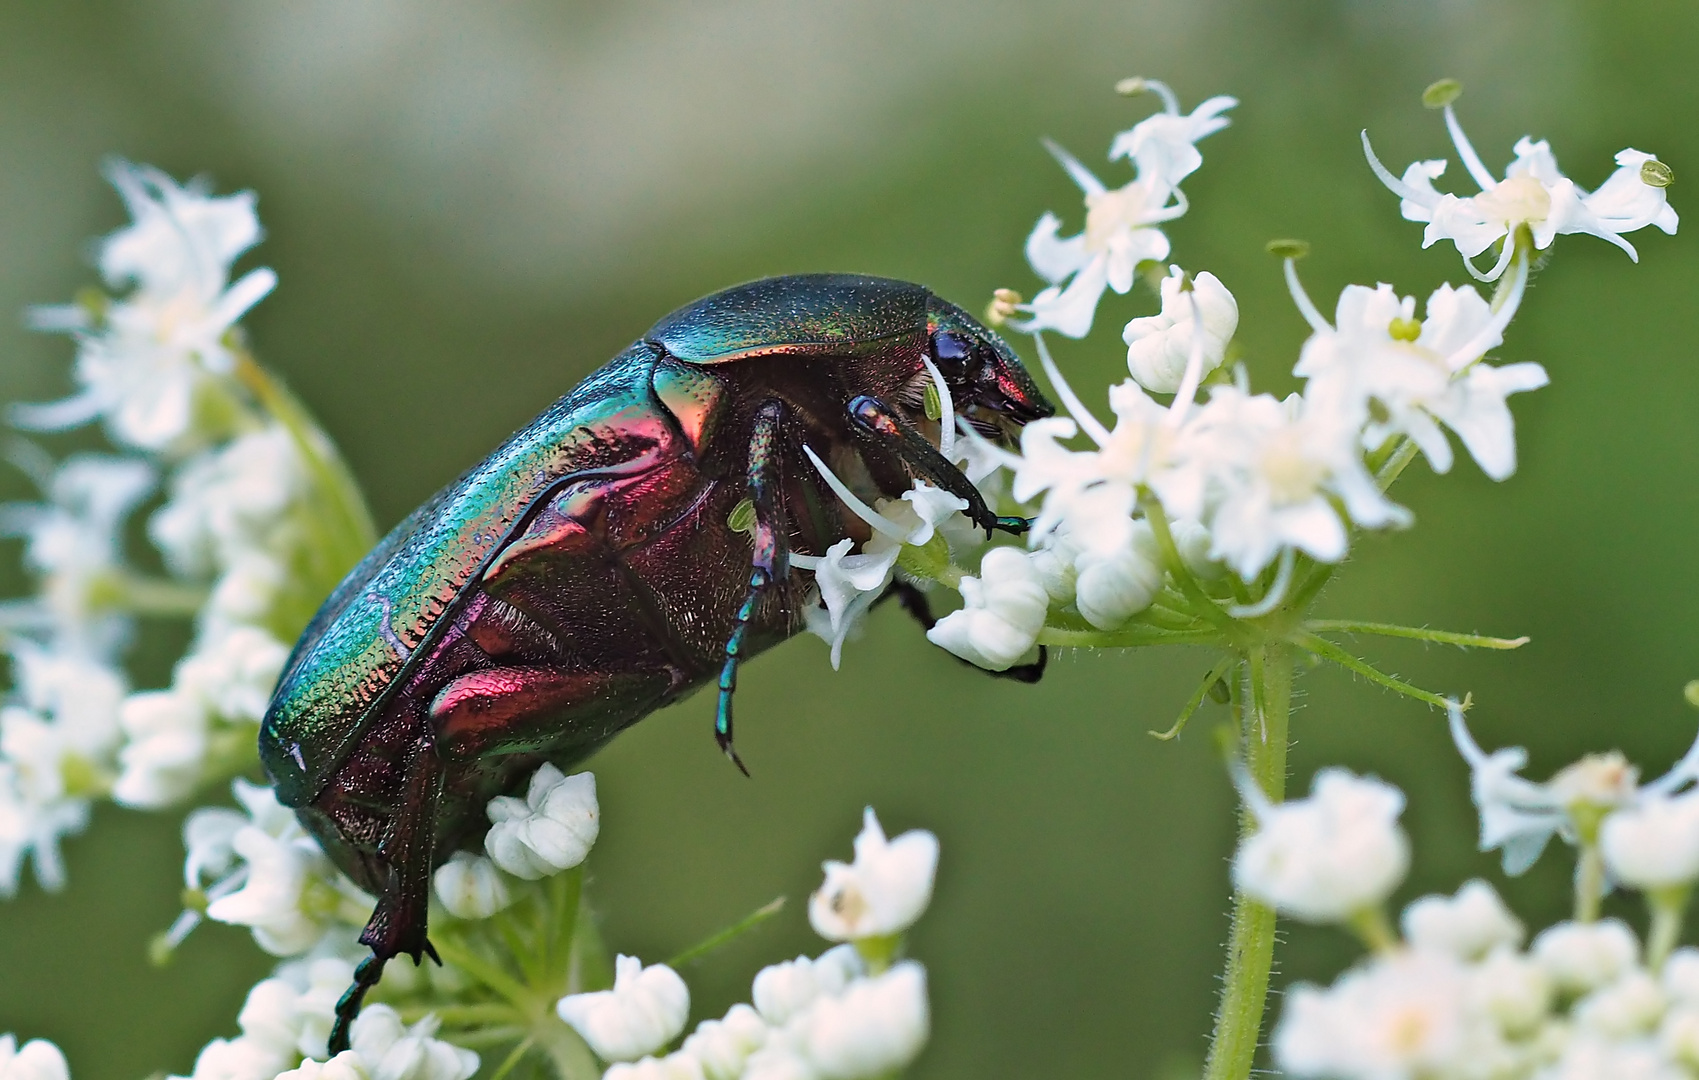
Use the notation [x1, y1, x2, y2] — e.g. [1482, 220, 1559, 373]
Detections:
[257, 274, 1054, 1050]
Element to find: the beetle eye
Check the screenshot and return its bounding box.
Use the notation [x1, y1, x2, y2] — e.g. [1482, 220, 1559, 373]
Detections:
[930, 330, 973, 376]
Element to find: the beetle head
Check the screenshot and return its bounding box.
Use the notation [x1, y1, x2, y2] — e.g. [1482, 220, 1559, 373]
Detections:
[925, 298, 1055, 443]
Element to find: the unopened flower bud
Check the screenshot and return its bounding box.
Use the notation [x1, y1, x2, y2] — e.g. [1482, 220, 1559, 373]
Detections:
[802, 962, 929, 1080]
[1602, 791, 1699, 890]
[485, 765, 598, 880]
[557, 956, 690, 1063]
[433, 852, 513, 920]
[1401, 880, 1523, 960]
[1532, 920, 1639, 994]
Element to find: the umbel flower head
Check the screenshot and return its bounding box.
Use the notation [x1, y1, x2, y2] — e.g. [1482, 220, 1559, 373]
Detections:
[1363, 84, 1677, 279]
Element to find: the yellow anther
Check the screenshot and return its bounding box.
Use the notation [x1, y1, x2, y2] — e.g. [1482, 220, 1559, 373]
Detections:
[1422, 79, 1463, 109]
[1387, 317, 1422, 342]
[1115, 77, 1148, 97]
[1642, 160, 1674, 188]
[1265, 239, 1311, 260]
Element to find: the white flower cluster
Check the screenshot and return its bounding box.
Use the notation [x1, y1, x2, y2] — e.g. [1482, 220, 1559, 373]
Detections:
[908, 85, 1674, 674]
[559, 808, 936, 1080]
[0, 162, 324, 895]
[1258, 708, 1699, 1079]
[433, 763, 600, 919]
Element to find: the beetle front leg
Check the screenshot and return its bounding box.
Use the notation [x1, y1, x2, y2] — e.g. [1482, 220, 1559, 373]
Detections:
[716, 400, 790, 775]
[845, 395, 1030, 538]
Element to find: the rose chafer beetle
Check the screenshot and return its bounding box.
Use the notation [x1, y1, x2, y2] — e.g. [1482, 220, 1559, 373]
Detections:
[257, 274, 1054, 1050]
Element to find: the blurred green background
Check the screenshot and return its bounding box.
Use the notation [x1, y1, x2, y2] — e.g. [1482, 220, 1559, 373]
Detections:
[1, 1, 1696, 1077]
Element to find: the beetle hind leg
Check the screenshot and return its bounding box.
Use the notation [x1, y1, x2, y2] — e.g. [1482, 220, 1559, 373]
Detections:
[716, 401, 790, 775]
[329, 734, 443, 1054]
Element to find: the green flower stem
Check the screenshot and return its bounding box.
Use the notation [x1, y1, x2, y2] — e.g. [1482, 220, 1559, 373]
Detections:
[1347, 906, 1399, 954]
[1575, 840, 1606, 923]
[1303, 621, 1530, 650]
[1143, 498, 1237, 634]
[533, 1017, 600, 1080]
[1036, 626, 1221, 648]
[1204, 643, 1293, 1080]
[1648, 886, 1692, 972]
[1149, 655, 1237, 741]
[1294, 631, 1453, 710]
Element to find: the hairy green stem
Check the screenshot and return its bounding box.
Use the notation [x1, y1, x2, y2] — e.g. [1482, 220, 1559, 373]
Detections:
[1203, 644, 1293, 1080]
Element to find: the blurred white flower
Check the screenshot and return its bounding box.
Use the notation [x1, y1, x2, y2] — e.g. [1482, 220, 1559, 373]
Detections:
[1532, 920, 1640, 995]
[1122, 267, 1238, 394]
[1663, 949, 1699, 1007]
[1602, 790, 1699, 891]
[810, 809, 938, 944]
[1232, 767, 1410, 924]
[1273, 951, 1495, 1080]
[557, 955, 690, 1062]
[1401, 880, 1524, 960]
[924, 547, 1047, 672]
[1364, 106, 1677, 277]
[173, 957, 357, 1080]
[13, 161, 276, 451]
[0, 1036, 69, 1080]
[484, 764, 598, 880]
[602, 1054, 705, 1080]
[1573, 971, 1666, 1039]
[111, 687, 208, 808]
[0, 454, 153, 647]
[1450, 700, 1699, 875]
[1294, 274, 1546, 481]
[432, 852, 514, 920]
[1467, 948, 1552, 1035]
[800, 962, 929, 1080]
[1663, 1007, 1699, 1070]
[753, 947, 865, 1027]
[175, 626, 291, 725]
[1015, 84, 1234, 338]
[1535, 1032, 1680, 1080]
[681, 1004, 769, 1080]
[149, 425, 308, 576]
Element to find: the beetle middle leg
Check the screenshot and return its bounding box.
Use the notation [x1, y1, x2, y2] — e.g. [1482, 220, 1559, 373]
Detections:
[715, 400, 790, 775]
[878, 580, 1048, 683]
[845, 395, 1031, 538]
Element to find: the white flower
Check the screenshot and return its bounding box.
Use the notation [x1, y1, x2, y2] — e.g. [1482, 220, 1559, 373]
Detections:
[1011, 379, 1174, 557]
[1663, 949, 1699, 1007]
[1446, 700, 1695, 875]
[13, 162, 276, 451]
[149, 425, 307, 575]
[1662, 1007, 1699, 1070]
[1401, 880, 1524, 960]
[1273, 951, 1494, 1079]
[752, 947, 865, 1026]
[790, 468, 969, 669]
[432, 852, 514, 920]
[1178, 386, 1409, 581]
[1467, 948, 1552, 1035]
[1294, 276, 1546, 481]
[205, 826, 336, 955]
[176, 626, 291, 725]
[1071, 521, 1163, 630]
[800, 962, 929, 1080]
[809, 808, 939, 943]
[1573, 971, 1666, 1039]
[1536, 1033, 1682, 1080]
[1602, 790, 1699, 891]
[484, 764, 598, 880]
[1122, 267, 1238, 394]
[1015, 85, 1234, 338]
[0, 1036, 69, 1080]
[924, 547, 1047, 672]
[602, 1054, 705, 1080]
[112, 688, 209, 808]
[0, 454, 153, 644]
[1232, 767, 1410, 923]
[557, 955, 690, 1062]
[681, 1004, 769, 1080]
[1365, 106, 1677, 277]
[1532, 920, 1640, 994]
[273, 1007, 475, 1080]
[0, 768, 89, 895]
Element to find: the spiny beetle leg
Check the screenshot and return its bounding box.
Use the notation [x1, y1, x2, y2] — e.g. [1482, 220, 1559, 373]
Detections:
[845, 395, 1018, 538]
[716, 400, 790, 774]
[331, 736, 442, 1054]
[878, 581, 1048, 684]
